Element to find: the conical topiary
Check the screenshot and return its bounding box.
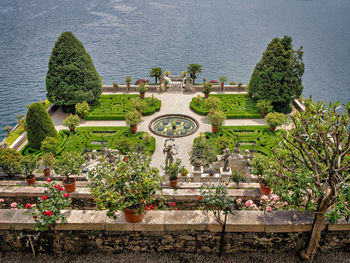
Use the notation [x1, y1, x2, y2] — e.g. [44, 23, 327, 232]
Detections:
[46, 32, 102, 111]
[26, 103, 58, 150]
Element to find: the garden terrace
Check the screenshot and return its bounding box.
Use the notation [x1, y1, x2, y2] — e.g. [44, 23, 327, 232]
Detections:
[197, 126, 283, 156]
[190, 94, 262, 119]
[84, 94, 161, 120]
[20, 127, 155, 156]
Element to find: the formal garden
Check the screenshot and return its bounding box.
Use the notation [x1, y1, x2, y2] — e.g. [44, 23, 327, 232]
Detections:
[0, 33, 349, 262]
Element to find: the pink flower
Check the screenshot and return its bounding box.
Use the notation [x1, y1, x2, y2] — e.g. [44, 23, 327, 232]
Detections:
[245, 200, 253, 207]
[10, 202, 17, 208]
[260, 195, 269, 201]
[174, 208, 178, 211]
[25, 203, 32, 209]
[271, 194, 279, 201]
[251, 204, 258, 210]
[170, 202, 176, 206]
[236, 199, 242, 205]
[41, 196, 48, 200]
[0, 199, 4, 203]
[46, 178, 51, 182]
[266, 206, 272, 212]
[63, 193, 69, 198]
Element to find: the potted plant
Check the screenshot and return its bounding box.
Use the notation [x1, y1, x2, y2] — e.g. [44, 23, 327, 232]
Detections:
[190, 134, 217, 169]
[137, 83, 148, 99]
[204, 96, 221, 113]
[20, 155, 38, 185]
[53, 152, 85, 193]
[75, 101, 90, 118]
[250, 153, 271, 195]
[41, 153, 55, 177]
[179, 166, 189, 177]
[63, 114, 80, 133]
[125, 76, 132, 88]
[265, 112, 286, 131]
[165, 70, 170, 77]
[113, 82, 118, 90]
[0, 148, 22, 178]
[206, 167, 216, 176]
[114, 138, 135, 161]
[229, 81, 236, 85]
[256, 99, 273, 117]
[219, 76, 227, 90]
[88, 153, 162, 223]
[125, 110, 142, 133]
[208, 110, 226, 133]
[23, 179, 72, 231]
[230, 169, 246, 187]
[202, 83, 212, 98]
[163, 159, 182, 188]
[182, 71, 187, 77]
[130, 97, 147, 113]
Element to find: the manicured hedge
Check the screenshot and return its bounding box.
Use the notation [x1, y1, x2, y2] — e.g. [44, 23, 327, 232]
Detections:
[85, 95, 161, 120]
[190, 94, 262, 119]
[196, 126, 284, 156]
[21, 127, 155, 156]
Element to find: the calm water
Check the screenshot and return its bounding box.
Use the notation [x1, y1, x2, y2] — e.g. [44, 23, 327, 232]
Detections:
[1, 0, 350, 140]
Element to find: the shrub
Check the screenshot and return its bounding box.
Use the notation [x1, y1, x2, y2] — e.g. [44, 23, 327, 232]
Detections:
[229, 81, 236, 85]
[125, 110, 142, 126]
[204, 96, 221, 112]
[41, 153, 55, 170]
[26, 103, 58, 150]
[219, 76, 227, 84]
[256, 99, 273, 115]
[134, 79, 147, 85]
[209, 80, 219, 84]
[137, 83, 148, 93]
[75, 101, 90, 118]
[208, 110, 226, 127]
[164, 70, 170, 76]
[40, 136, 60, 155]
[63, 114, 80, 132]
[265, 112, 287, 129]
[215, 136, 232, 151]
[0, 148, 22, 177]
[163, 158, 182, 180]
[182, 71, 187, 77]
[114, 138, 136, 155]
[113, 82, 118, 89]
[53, 152, 84, 181]
[130, 97, 147, 112]
[202, 83, 212, 95]
[20, 155, 38, 177]
[125, 76, 132, 84]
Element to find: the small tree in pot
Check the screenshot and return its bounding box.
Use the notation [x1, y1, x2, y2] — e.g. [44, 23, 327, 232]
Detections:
[125, 76, 132, 88]
[0, 148, 22, 178]
[63, 114, 80, 133]
[20, 155, 39, 185]
[265, 112, 287, 131]
[250, 153, 271, 195]
[41, 153, 55, 177]
[256, 99, 273, 117]
[75, 101, 90, 118]
[202, 83, 212, 98]
[130, 97, 147, 113]
[219, 76, 227, 90]
[114, 138, 135, 161]
[125, 110, 142, 133]
[208, 110, 226, 133]
[53, 152, 85, 193]
[137, 83, 148, 99]
[163, 158, 182, 188]
[204, 96, 221, 113]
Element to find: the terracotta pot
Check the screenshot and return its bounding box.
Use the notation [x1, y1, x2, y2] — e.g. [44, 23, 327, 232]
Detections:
[127, 82, 130, 88]
[123, 155, 129, 162]
[140, 92, 145, 99]
[212, 125, 218, 133]
[259, 180, 271, 195]
[24, 126, 27, 131]
[130, 125, 137, 133]
[43, 168, 51, 177]
[261, 112, 266, 117]
[270, 126, 276, 132]
[181, 173, 187, 177]
[169, 178, 178, 188]
[221, 83, 224, 89]
[70, 127, 75, 133]
[209, 173, 214, 177]
[204, 93, 209, 98]
[63, 178, 76, 193]
[124, 208, 143, 223]
[26, 175, 36, 185]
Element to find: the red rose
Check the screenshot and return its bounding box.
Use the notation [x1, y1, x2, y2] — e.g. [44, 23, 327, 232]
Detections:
[46, 178, 51, 182]
[58, 187, 63, 191]
[47, 210, 52, 217]
[33, 215, 38, 219]
[149, 205, 154, 210]
[54, 184, 60, 189]
[41, 196, 48, 200]
[63, 193, 69, 198]
[25, 203, 32, 209]
[145, 207, 150, 211]
[170, 202, 176, 206]
[199, 196, 203, 201]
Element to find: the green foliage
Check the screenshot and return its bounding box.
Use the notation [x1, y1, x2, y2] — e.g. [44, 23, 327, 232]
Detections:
[215, 136, 232, 151]
[219, 76, 227, 84]
[188, 64, 202, 84]
[114, 137, 136, 155]
[164, 70, 170, 76]
[249, 36, 304, 113]
[24, 180, 72, 231]
[130, 97, 147, 112]
[26, 103, 58, 150]
[256, 99, 273, 114]
[41, 153, 55, 170]
[46, 32, 102, 107]
[265, 112, 287, 129]
[0, 148, 22, 177]
[88, 153, 163, 218]
[202, 83, 212, 95]
[137, 83, 148, 93]
[20, 155, 38, 177]
[230, 169, 247, 185]
[182, 71, 187, 77]
[125, 76, 132, 83]
[4, 124, 25, 146]
[179, 166, 189, 175]
[53, 151, 84, 179]
[41, 136, 60, 155]
[190, 94, 262, 119]
[190, 135, 217, 168]
[63, 114, 80, 132]
[75, 101, 90, 118]
[204, 96, 221, 112]
[250, 153, 270, 178]
[229, 81, 236, 85]
[85, 95, 161, 120]
[125, 110, 142, 126]
[208, 110, 226, 127]
[149, 67, 162, 84]
[163, 158, 182, 180]
[4, 125, 12, 136]
[199, 184, 235, 224]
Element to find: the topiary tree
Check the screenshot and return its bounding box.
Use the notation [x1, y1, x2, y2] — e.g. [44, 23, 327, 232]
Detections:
[264, 99, 350, 262]
[63, 114, 80, 133]
[149, 67, 162, 84]
[46, 32, 102, 112]
[0, 148, 22, 178]
[26, 103, 58, 150]
[265, 112, 287, 131]
[249, 36, 304, 113]
[204, 96, 221, 112]
[75, 101, 90, 118]
[188, 64, 202, 84]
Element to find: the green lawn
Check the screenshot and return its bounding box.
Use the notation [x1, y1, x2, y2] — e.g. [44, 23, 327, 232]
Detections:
[190, 94, 262, 119]
[21, 127, 155, 156]
[85, 94, 161, 120]
[197, 126, 284, 156]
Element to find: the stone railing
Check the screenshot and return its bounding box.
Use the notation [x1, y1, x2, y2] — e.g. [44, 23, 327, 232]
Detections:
[0, 209, 349, 253]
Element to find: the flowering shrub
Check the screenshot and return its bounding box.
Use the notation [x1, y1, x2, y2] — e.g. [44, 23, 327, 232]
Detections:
[238, 194, 290, 212]
[134, 79, 147, 85]
[23, 178, 72, 231]
[209, 80, 219, 84]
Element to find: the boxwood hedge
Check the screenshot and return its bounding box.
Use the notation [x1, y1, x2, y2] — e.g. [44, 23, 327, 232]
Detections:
[190, 94, 262, 119]
[85, 95, 161, 120]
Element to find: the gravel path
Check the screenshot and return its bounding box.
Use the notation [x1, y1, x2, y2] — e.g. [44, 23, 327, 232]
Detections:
[1, 251, 350, 263]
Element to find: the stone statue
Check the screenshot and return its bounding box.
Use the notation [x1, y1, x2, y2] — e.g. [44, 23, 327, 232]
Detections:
[220, 148, 231, 172]
[163, 138, 178, 168]
[184, 77, 192, 91]
[160, 77, 165, 92]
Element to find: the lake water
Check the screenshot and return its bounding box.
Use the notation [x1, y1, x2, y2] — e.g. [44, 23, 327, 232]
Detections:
[0, 0, 349, 140]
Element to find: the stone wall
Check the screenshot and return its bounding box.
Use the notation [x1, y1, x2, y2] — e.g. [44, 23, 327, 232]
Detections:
[0, 210, 349, 254]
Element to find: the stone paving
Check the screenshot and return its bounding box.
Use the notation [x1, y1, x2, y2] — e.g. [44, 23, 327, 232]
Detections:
[49, 91, 266, 171]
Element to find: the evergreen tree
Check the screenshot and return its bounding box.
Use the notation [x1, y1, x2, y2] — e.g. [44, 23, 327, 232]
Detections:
[27, 103, 58, 150]
[46, 32, 102, 111]
[249, 36, 304, 113]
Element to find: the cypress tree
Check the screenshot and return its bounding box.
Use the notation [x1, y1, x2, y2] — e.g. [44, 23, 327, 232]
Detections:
[27, 103, 58, 150]
[249, 36, 304, 113]
[46, 32, 102, 111]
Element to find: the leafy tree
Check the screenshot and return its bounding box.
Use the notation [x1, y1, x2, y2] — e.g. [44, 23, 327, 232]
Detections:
[264, 100, 350, 262]
[188, 64, 202, 84]
[149, 67, 162, 84]
[41, 136, 60, 155]
[46, 32, 102, 111]
[204, 96, 221, 112]
[75, 101, 90, 118]
[0, 148, 22, 178]
[3, 125, 11, 137]
[26, 103, 58, 150]
[249, 36, 304, 113]
[63, 114, 80, 133]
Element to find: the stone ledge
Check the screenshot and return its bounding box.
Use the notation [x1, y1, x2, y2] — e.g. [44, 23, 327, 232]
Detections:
[1, 210, 348, 233]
